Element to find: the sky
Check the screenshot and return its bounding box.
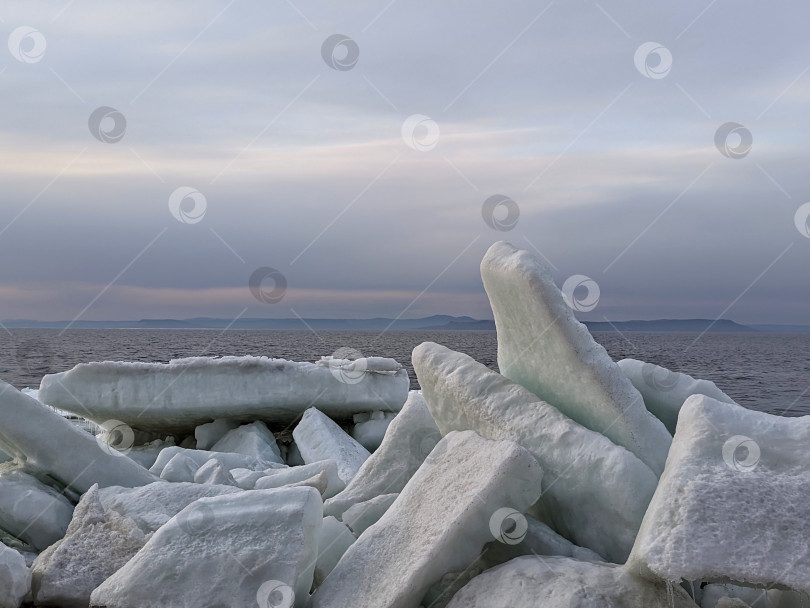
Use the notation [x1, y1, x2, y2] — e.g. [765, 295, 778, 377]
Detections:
[2, 0, 810, 324]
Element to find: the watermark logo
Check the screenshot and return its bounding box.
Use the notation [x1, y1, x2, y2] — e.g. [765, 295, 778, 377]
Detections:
[249, 267, 287, 304]
[89, 106, 127, 143]
[256, 580, 295, 608]
[561, 275, 600, 312]
[715, 122, 752, 159]
[482, 195, 520, 232]
[794, 202, 810, 238]
[321, 34, 359, 71]
[176, 502, 216, 535]
[402, 114, 440, 152]
[634, 42, 672, 79]
[8, 27, 46, 63]
[408, 427, 442, 462]
[722, 435, 760, 472]
[489, 508, 528, 545]
[168, 187, 207, 224]
[97, 420, 135, 455]
[326, 347, 367, 384]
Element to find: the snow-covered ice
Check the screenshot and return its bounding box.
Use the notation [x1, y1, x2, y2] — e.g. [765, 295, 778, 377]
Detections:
[619, 358, 737, 433]
[413, 341, 657, 562]
[293, 408, 371, 484]
[210, 420, 283, 464]
[0, 541, 29, 608]
[628, 395, 810, 594]
[480, 241, 672, 475]
[324, 391, 440, 519]
[39, 355, 409, 434]
[310, 430, 543, 608]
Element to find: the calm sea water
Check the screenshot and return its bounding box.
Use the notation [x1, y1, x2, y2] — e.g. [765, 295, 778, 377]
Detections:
[1, 329, 808, 417]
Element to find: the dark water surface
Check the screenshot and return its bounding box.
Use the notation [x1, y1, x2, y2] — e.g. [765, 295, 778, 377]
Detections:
[1, 329, 808, 416]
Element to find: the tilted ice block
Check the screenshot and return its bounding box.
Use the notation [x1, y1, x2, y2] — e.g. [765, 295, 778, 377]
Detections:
[351, 411, 396, 451]
[194, 419, 238, 450]
[39, 355, 410, 434]
[90, 487, 322, 608]
[193, 459, 237, 486]
[159, 453, 199, 483]
[628, 395, 810, 594]
[124, 438, 175, 470]
[413, 342, 657, 562]
[149, 446, 285, 476]
[0, 541, 30, 608]
[0, 469, 74, 551]
[446, 556, 697, 608]
[32, 482, 240, 607]
[309, 430, 543, 608]
[324, 391, 440, 519]
[210, 420, 283, 464]
[341, 493, 398, 537]
[253, 460, 344, 498]
[480, 241, 671, 475]
[618, 358, 737, 434]
[293, 408, 371, 484]
[0, 381, 156, 493]
[313, 516, 355, 588]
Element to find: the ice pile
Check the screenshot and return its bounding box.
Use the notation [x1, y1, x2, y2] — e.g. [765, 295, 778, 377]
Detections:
[0, 240, 808, 607]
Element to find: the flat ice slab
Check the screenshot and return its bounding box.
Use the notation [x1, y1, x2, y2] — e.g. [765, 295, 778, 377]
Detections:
[413, 342, 658, 563]
[310, 430, 543, 608]
[628, 395, 810, 594]
[480, 241, 671, 475]
[0, 381, 157, 493]
[39, 355, 410, 434]
[90, 487, 321, 608]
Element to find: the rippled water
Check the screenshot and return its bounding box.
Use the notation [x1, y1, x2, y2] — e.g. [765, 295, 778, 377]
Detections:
[2, 328, 808, 416]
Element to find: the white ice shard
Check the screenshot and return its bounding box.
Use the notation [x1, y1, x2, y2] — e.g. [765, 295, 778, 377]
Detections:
[628, 395, 810, 594]
[0, 381, 156, 493]
[90, 487, 322, 608]
[210, 421, 283, 464]
[341, 493, 398, 537]
[480, 241, 671, 475]
[313, 516, 355, 587]
[0, 541, 30, 608]
[194, 419, 238, 450]
[158, 452, 199, 483]
[351, 411, 396, 451]
[193, 459, 237, 486]
[293, 408, 371, 484]
[445, 556, 697, 608]
[39, 355, 409, 434]
[310, 430, 543, 608]
[32, 482, 240, 607]
[253, 460, 345, 498]
[413, 342, 657, 562]
[149, 446, 285, 476]
[0, 469, 74, 551]
[618, 358, 737, 433]
[324, 391, 440, 519]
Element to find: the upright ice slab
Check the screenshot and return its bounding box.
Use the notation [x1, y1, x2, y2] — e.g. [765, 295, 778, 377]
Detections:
[618, 358, 737, 433]
[480, 241, 671, 475]
[413, 342, 658, 562]
[293, 408, 370, 484]
[0, 381, 157, 493]
[310, 430, 543, 608]
[39, 355, 410, 434]
[628, 395, 810, 594]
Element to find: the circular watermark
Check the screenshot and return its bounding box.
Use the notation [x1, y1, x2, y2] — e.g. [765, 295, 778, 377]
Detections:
[97, 419, 135, 455]
[249, 267, 287, 305]
[714, 122, 752, 159]
[641, 362, 679, 392]
[256, 580, 295, 608]
[634, 42, 672, 80]
[321, 34, 359, 71]
[327, 347, 367, 384]
[14, 339, 56, 376]
[401, 114, 440, 152]
[88, 106, 127, 144]
[8, 26, 47, 63]
[407, 427, 442, 462]
[176, 501, 216, 535]
[722, 435, 760, 472]
[482, 195, 520, 232]
[794, 202, 810, 238]
[168, 187, 207, 224]
[489, 508, 528, 545]
[561, 275, 600, 312]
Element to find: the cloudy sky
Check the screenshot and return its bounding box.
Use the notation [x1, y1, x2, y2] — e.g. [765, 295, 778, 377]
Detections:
[1, 0, 809, 323]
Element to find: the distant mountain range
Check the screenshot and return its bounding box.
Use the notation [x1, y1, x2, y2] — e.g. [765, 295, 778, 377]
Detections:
[4, 316, 810, 333]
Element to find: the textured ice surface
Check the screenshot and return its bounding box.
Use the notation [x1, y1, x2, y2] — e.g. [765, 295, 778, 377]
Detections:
[39, 355, 409, 434]
[310, 430, 543, 608]
[210, 421, 283, 464]
[619, 358, 736, 433]
[480, 241, 671, 475]
[0, 380, 156, 492]
[700, 583, 805, 608]
[324, 391, 440, 519]
[0, 541, 30, 608]
[629, 395, 810, 593]
[293, 408, 371, 484]
[341, 493, 398, 537]
[446, 556, 697, 608]
[90, 487, 321, 608]
[413, 342, 657, 562]
[158, 452, 199, 482]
